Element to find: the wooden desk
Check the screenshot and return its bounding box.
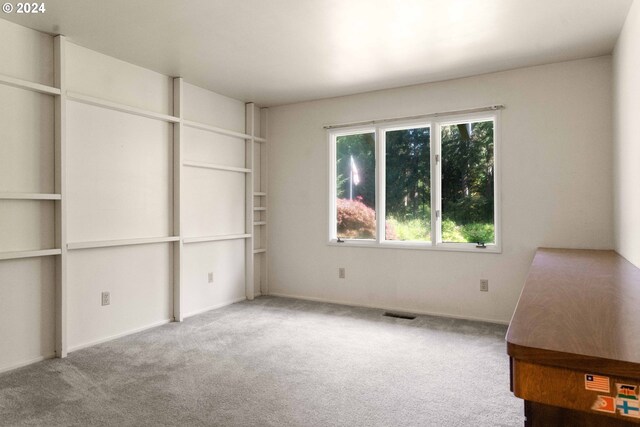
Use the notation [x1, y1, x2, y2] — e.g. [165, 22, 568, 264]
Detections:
[507, 248, 640, 426]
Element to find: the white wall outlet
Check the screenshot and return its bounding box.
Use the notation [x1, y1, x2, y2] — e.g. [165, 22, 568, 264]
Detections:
[338, 268, 346, 279]
[208, 272, 214, 283]
[101, 291, 111, 306]
[480, 279, 489, 292]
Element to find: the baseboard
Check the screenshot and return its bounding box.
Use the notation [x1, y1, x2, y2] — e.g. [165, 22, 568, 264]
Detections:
[0, 353, 55, 375]
[68, 318, 173, 353]
[182, 296, 247, 319]
[268, 291, 510, 325]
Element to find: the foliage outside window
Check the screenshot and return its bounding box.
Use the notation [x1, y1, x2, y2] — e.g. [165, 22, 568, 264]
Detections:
[329, 112, 499, 252]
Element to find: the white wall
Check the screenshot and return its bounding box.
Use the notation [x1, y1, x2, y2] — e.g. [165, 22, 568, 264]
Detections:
[181, 83, 247, 317]
[64, 43, 175, 351]
[613, 1, 640, 269]
[0, 19, 254, 369]
[0, 19, 56, 371]
[268, 57, 614, 323]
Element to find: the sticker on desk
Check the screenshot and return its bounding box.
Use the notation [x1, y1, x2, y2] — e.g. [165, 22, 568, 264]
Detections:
[616, 383, 639, 400]
[592, 395, 615, 414]
[585, 374, 610, 393]
[616, 397, 640, 418]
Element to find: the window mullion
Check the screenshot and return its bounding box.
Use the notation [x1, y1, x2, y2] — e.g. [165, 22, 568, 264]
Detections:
[328, 133, 337, 241]
[376, 127, 385, 244]
[432, 122, 441, 246]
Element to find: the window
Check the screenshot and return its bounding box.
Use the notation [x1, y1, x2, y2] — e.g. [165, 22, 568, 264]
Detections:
[328, 111, 500, 252]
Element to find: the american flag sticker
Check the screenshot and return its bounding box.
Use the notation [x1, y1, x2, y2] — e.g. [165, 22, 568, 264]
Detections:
[585, 374, 610, 393]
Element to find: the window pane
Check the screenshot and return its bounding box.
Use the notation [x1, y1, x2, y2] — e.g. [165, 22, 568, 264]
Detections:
[441, 120, 495, 244]
[336, 132, 376, 239]
[385, 127, 431, 241]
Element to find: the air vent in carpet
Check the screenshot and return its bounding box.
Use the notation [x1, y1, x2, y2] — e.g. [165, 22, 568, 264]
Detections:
[383, 312, 416, 320]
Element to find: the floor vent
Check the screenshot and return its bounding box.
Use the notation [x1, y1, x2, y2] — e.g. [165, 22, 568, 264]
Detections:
[383, 312, 416, 320]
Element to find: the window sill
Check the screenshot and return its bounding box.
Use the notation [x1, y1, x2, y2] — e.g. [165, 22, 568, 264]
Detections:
[327, 239, 502, 254]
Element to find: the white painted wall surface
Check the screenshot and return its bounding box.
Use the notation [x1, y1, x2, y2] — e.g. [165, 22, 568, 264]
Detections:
[0, 258, 55, 372]
[613, 1, 640, 269]
[182, 240, 246, 317]
[67, 245, 173, 351]
[64, 41, 176, 350]
[66, 42, 173, 115]
[65, 101, 172, 242]
[183, 82, 245, 132]
[0, 19, 52, 85]
[268, 57, 614, 323]
[0, 85, 54, 193]
[181, 83, 247, 315]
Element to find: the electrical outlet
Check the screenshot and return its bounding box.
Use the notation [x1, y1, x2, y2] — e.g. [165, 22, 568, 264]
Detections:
[101, 291, 110, 306]
[208, 272, 214, 283]
[480, 279, 489, 292]
[338, 268, 346, 279]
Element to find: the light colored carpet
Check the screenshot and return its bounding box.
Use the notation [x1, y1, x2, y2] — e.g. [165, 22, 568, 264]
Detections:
[0, 296, 523, 426]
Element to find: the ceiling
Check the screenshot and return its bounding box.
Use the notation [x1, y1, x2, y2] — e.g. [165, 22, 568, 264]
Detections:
[2, 0, 633, 106]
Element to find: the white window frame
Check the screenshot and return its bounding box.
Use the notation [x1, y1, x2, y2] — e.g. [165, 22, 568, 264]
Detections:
[328, 110, 501, 253]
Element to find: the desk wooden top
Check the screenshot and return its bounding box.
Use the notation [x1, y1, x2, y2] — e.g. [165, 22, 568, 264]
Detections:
[507, 248, 640, 377]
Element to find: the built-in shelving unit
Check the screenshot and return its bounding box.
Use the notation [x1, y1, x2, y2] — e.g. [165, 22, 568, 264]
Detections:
[0, 40, 66, 360]
[1, 34, 269, 364]
[246, 104, 268, 298]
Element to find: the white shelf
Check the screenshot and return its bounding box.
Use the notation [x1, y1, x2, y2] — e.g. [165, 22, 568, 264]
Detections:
[66, 91, 180, 123]
[67, 236, 180, 250]
[253, 192, 267, 196]
[183, 119, 253, 140]
[253, 221, 266, 226]
[254, 207, 266, 211]
[0, 73, 61, 96]
[253, 248, 267, 254]
[183, 233, 251, 244]
[0, 193, 61, 200]
[0, 248, 61, 261]
[183, 160, 251, 173]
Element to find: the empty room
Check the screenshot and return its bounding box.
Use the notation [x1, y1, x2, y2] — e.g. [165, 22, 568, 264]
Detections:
[1, 0, 639, 425]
